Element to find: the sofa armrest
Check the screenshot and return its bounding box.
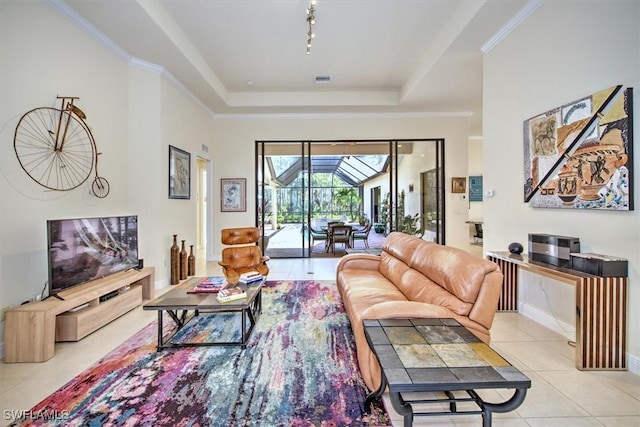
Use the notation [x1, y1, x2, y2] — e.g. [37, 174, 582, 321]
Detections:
[336, 253, 381, 273]
[362, 300, 453, 322]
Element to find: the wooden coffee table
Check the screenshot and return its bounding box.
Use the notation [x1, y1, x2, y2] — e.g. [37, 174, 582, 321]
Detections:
[363, 318, 531, 427]
[143, 277, 263, 350]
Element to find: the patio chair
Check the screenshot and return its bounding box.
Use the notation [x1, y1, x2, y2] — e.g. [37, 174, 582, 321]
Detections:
[219, 227, 269, 284]
[351, 223, 372, 248]
[473, 222, 483, 244]
[324, 221, 344, 252]
[308, 223, 329, 252]
[329, 225, 352, 254]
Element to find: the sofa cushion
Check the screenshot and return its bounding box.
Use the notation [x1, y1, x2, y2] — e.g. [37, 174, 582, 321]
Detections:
[409, 240, 499, 305]
[338, 268, 407, 317]
[378, 252, 411, 284]
[396, 269, 473, 316]
[381, 232, 430, 263]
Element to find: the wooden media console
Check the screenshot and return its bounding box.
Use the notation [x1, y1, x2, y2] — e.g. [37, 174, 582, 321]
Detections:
[3, 267, 154, 363]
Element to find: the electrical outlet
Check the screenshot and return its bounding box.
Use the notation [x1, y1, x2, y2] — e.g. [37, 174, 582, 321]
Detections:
[1, 306, 8, 322]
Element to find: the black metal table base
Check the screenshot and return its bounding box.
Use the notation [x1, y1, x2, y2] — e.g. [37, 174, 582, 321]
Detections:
[155, 291, 262, 351]
[365, 375, 528, 427]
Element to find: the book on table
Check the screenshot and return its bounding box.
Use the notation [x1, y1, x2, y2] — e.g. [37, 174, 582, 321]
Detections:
[188, 276, 231, 294]
[239, 271, 263, 283]
[200, 276, 227, 286]
[216, 286, 247, 303]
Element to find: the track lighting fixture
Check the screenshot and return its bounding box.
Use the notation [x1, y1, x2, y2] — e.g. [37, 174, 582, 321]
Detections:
[306, 0, 317, 54]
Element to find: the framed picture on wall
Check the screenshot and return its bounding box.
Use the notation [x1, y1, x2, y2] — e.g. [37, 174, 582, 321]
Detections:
[221, 178, 246, 212]
[451, 177, 467, 194]
[168, 145, 190, 199]
[469, 176, 483, 201]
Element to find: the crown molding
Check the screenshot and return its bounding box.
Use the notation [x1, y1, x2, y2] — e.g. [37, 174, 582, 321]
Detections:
[44, 0, 132, 63]
[45, 0, 215, 117]
[212, 111, 472, 121]
[481, 0, 545, 53]
[129, 58, 164, 75]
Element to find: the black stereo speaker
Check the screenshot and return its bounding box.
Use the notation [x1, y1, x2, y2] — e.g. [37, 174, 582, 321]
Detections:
[570, 253, 628, 277]
[137, 259, 144, 269]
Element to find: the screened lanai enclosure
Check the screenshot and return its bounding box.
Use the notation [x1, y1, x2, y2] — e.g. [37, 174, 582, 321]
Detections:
[256, 140, 445, 258]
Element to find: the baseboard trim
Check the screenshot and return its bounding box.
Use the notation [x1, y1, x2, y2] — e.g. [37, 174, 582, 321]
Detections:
[519, 302, 639, 375]
[628, 353, 640, 375]
[519, 302, 575, 341]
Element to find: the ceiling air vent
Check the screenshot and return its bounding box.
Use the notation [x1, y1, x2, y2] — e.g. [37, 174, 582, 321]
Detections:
[314, 75, 331, 84]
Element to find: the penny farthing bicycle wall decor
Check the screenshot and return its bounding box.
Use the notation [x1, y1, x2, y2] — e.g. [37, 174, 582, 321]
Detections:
[13, 96, 110, 198]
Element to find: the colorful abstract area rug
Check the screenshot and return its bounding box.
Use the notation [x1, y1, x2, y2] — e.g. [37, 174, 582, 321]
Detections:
[13, 280, 390, 427]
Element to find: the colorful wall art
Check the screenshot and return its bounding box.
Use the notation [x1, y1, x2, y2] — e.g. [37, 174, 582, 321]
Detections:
[469, 176, 483, 202]
[523, 85, 633, 210]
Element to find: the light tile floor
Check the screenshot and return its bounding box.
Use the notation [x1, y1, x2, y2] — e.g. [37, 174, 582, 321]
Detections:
[1, 258, 638, 426]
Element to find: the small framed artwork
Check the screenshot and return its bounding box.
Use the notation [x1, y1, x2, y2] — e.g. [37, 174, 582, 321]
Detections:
[168, 145, 190, 199]
[221, 178, 246, 212]
[469, 175, 483, 201]
[451, 177, 467, 194]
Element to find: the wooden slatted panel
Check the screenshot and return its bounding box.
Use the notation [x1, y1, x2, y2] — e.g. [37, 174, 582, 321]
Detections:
[577, 276, 626, 370]
[488, 255, 518, 311]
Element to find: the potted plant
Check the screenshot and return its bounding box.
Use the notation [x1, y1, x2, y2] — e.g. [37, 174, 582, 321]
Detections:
[358, 213, 369, 226]
[398, 212, 425, 238]
[374, 193, 390, 234]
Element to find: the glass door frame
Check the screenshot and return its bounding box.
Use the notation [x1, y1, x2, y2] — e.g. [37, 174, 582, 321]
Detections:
[256, 139, 445, 258]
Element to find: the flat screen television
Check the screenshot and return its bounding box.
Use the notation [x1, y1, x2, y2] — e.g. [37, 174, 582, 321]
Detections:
[47, 215, 139, 296]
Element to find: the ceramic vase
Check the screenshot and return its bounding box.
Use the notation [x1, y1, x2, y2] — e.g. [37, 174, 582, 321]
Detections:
[170, 235, 179, 285]
[180, 240, 188, 280]
[188, 245, 195, 276]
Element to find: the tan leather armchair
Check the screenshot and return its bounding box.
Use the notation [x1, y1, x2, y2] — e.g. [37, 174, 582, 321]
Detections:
[218, 227, 269, 284]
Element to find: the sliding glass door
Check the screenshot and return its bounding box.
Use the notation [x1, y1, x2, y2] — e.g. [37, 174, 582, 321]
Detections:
[256, 139, 444, 258]
[256, 142, 309, 257]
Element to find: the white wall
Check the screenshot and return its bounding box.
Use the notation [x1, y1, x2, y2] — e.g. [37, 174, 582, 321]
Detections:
[468, 138, 483, 221]
[0, 2, 214, 345]
[1, 1, 130, 327]
[157, 78, 214, 280]
[209, 115, 472, 256]
[483, 1, 640, 369]
[126, 69, 215, 285]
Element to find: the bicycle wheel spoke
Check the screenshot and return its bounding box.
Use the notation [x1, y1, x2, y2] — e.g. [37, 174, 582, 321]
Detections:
[33, 151, 60, 189]
[14, 113, 57, 152]
[58, 151, 92, 187]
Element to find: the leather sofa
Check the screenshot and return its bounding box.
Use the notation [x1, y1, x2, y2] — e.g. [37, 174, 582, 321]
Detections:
[336, 232, 503, 391]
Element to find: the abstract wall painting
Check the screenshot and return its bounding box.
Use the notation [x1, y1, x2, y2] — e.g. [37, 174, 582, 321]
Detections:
[469, 176, 483, 202]
[523, 85, 633, 210]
